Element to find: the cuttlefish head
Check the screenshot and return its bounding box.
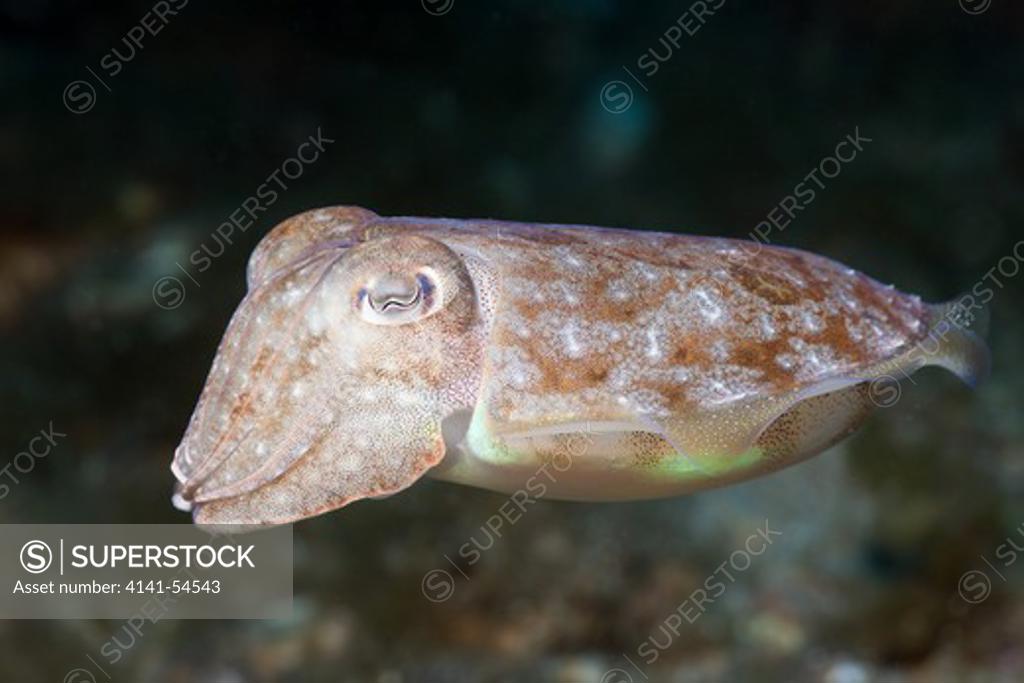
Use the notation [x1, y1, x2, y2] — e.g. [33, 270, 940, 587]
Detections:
[171, 207, 484, 525]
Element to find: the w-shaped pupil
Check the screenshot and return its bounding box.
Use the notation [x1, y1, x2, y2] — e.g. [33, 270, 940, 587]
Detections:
[369, 284, 421, 312]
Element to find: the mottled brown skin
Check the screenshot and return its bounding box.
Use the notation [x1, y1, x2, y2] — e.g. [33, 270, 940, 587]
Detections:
[172, 206, 985, 524]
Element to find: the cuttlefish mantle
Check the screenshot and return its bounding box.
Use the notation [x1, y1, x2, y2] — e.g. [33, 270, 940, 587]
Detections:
[171, 206, 989, 525]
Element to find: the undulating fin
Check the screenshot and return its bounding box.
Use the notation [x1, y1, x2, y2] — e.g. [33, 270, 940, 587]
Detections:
[755, 383, 875, 467]
[651, 374, 868, 475]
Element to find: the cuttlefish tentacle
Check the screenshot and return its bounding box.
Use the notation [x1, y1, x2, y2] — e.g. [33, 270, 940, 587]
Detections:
[171, 205, 989, 525]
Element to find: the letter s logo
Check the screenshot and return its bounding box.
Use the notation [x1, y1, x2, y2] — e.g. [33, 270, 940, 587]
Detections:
[20, 540, 53, 574]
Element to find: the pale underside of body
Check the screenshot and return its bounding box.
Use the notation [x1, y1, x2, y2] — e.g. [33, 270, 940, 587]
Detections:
[171, 206, 989, 524]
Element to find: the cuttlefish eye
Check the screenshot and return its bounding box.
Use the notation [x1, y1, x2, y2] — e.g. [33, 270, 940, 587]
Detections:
[357, 269, 439, 325]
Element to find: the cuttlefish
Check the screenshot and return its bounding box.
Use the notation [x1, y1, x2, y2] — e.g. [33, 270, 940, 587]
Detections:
[171, 206, 989, 525]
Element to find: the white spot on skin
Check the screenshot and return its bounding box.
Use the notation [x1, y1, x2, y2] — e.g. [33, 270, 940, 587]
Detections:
[637, 264, 659, 282]
[284, 285, 303, 305]
[671, 366, 691, 382]
[560, 321, 585, 359]
[623, 389, 669, 417]
[693, 288, 722, 323]
[776, 354, 797, 370]
[645, 326, 662, 360]
[396, 390, 420, 407]
[801, 309, 825, 333]
[846, 318, 865, 342]
[509, 367, 528, 388]
[306, 305, 327, 334]
[606, 279, 632, 301]
[688, 365, 766, 406]
[804, 350, 826, 372]
[709, 340, 730, 363]
[492, 346, 541, 390]
[608, 366, 632, 390]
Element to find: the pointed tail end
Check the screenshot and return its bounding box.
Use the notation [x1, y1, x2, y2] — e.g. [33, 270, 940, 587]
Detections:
[923, 296, 991, 388]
